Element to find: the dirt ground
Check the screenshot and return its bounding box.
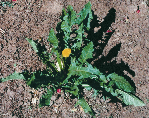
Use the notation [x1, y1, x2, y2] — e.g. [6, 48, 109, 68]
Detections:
[0, 0, 149, 117]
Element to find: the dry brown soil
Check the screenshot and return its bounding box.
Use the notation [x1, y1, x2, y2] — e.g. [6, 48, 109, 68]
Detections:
[0, 0, 149, 117]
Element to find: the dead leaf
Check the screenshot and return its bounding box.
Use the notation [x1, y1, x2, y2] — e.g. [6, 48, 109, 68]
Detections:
[80, 106, 84, 112]
[71, 108, 77, 112]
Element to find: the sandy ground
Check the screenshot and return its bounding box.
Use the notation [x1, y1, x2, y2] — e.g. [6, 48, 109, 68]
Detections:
[0, 0, 149, 117]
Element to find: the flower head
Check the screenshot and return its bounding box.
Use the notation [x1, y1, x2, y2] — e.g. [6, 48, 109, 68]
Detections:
[57, 89, 61, 93]
[62, 48, 71, 57]
[136, 10, 140, 13]
[106, 30, 112, 33]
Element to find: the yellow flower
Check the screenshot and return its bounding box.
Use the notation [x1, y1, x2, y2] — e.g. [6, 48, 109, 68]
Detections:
[62, 48, 71, 57]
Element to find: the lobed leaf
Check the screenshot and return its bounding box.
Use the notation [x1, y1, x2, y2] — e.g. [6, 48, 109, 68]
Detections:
[47, 28, 58, 49]
[107, 73, 135, 94]
[0, 71, 25, 82]
[63, 58, 107, 84]
[60, 5, 77, 45]
[67, 5, 77, 26]
[75, 98, 95, 116]
[65, 85, 79, 96]
[116, 89, 145, 106]
[71, 23, 83, 49]
[60, 8, 67, 20]
[103, 85, 119, 97]
[61, 15, 70, 33]
[39, 88, 54, 107]
[76, 1, 93, 30]
[26, 72, 35, 87]
[61, 5, 76, 33]
[78, 41, 94, 63]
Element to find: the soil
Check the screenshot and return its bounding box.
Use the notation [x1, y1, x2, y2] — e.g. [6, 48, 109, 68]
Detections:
[0, 0, 149, 117]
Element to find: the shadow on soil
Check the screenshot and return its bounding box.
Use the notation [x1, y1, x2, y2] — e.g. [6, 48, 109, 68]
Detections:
[86, 8, 136, 105]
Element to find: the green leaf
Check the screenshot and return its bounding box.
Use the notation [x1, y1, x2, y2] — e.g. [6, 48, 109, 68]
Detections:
[87, 9, 93, 30]
[82, 84, 99, 98]
[75, 98, 95, 116]
[116, 89, 145, 106]
[76, 1, 93, 30]
[60, 2, 92, 48]
[61, 5, 76, 33]
[61, 15, 71, 33]
[107, 73, 135, 94]
[67, 5, 77, 26]
[61, 11, 72, 46]
[39, 88, 54, 107]
[55, 50, 62, 72]
[72, 23, 83, 49]
[82, 84, 92, 90]
[92, 89, 99, 98]
[59, 8, 67, 21]
[65, 85, 79, 96]
[104, 85, 119, 97]
[66, 60, 92, 79]
[26, 72, 35, 86]
[25, 38, 38, 53]
[47, 28, 58, 49]
[78, 41, 94, 63]
[103, 85, 145, 106]
[61, 16, 70, 45]
[63, 58, 107, 84]
[0, 71, 25, 82]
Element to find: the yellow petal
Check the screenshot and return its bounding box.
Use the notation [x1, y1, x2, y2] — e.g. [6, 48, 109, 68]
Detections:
[62, 48, 71, 57]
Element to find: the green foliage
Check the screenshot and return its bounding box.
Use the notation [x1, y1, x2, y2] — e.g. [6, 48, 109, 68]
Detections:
[0, 1, 145, 117]
[0, 1, 14, 11]
[26, 38, 38, 53]
[107, 73, 135, 94]
[64, 84, 79, 97]
[60, 2, 92, 49]
[75, 1, 93, 30]
[115, 89, 145, 106]
[48, 28, 58, 49]
[75, 98, 95, 116]
[0, 71, 25, 82]
[63, 57, 107, 85]
[78, 41, 94, 63]
[39, 88, 54, 107]
[71, 23, 84, 49]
